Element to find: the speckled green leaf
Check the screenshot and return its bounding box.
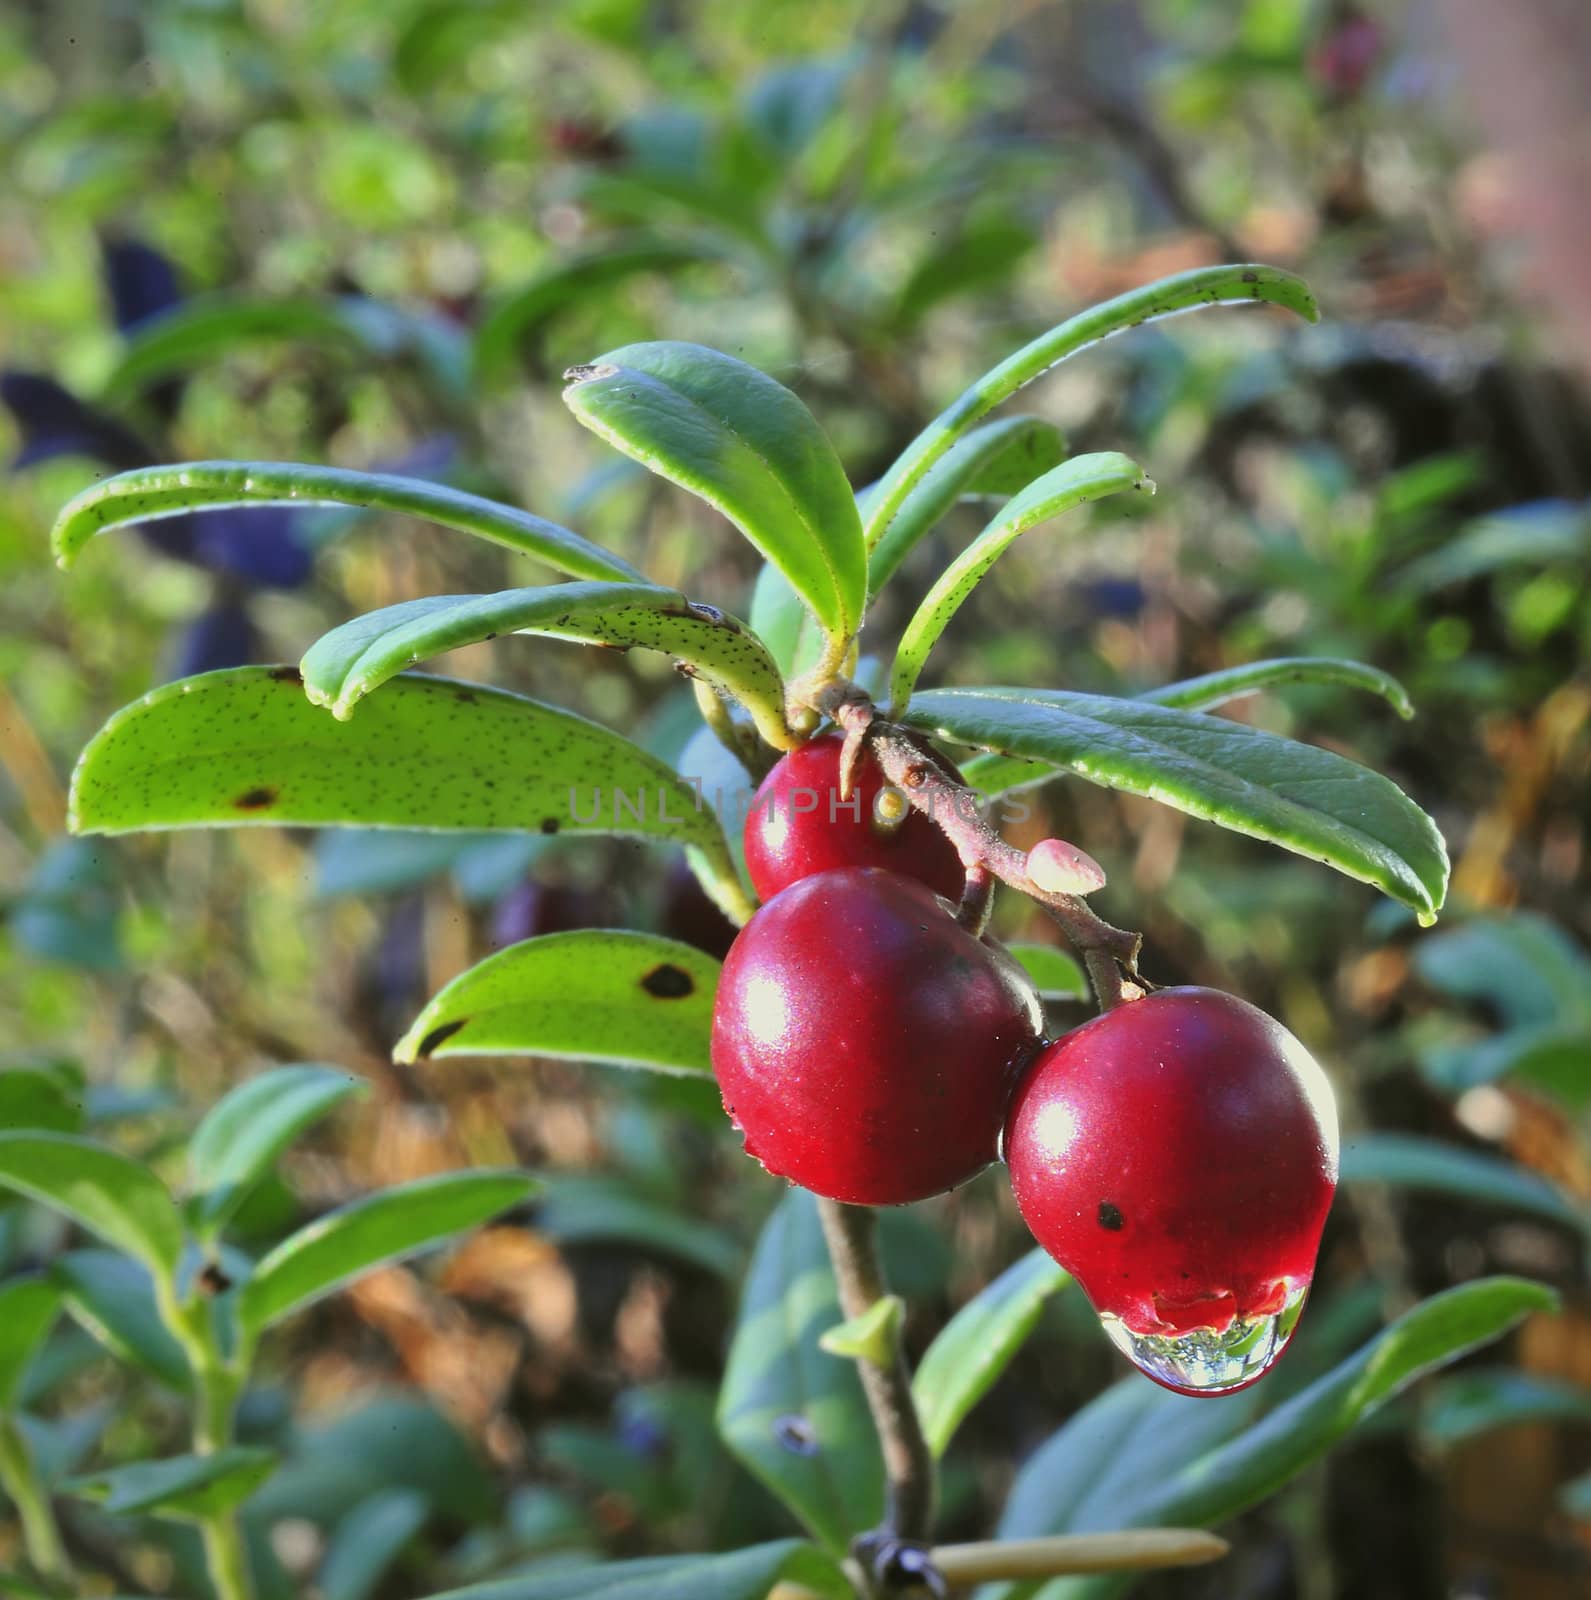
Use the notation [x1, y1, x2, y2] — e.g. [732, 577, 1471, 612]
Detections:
[189, 1065, 367, 1237]
[717, 1192, 884, 1555]
[888, 454, 1150, 711]
[52, 461, 641, 582]
[863, 263, 1317, 549]
[0, 1133, 184, 1276]
[0, 1277, 60, 1410]
[914, 1251, 1071, 1459]
[564, 342, 866, 668]
[239, 1170, 535, 1338]
[64, 1447, 276, 1520]
[1142, 657, 1413, 718]
[866, 415, 1068, 592]
[904, 687, 1448, 922]
[301, 583, 792, 748]
[395, 931, 720, 1075]
[68, 670, 740, 909]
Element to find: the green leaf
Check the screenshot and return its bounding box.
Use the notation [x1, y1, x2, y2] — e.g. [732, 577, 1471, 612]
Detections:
[474, 241, 710, 384]
[52, 462, 642, 582]
[395, 931, 720, 1076]
[69, 670, 741, 909]
[1420, 1023, 1591, 1107]
[1141, 657, 1414, 719]
[0, 1066, 85, 1135]
[64, 1447, 276, 1520]
[748, 562, 826, 678]
[1412, 914, 1591, 1029]
[717, 1193, 884, 1554]
[536, 1176, 741, 1278]
[317, 1488, 429, 1600]
[1340, 1133, 1587, 1234]
[301, 583, 792, 749]
[238, 1169, 536, 1338]
[52, 1250, 191, 1391]
[863, 263, 1318, 549]
[993, 1277, 1554, 1600]
[102, 296, 370, 400]
[0, 1277, 61, 1410]
[888, 453, 1150, 710]
[960, 751, 1054, 798]
[866, 415, 1068, 593]
[1001, 943, 1089, 1001]
[0, 1133, 184, 1276]
[818, 1295, 904, 1370]
[1561, 1468, 1591, 1520]
[894, 216, 1039, 330]
[188, 1065, 367, 1237]
[1419, 1368, 1591, 1449]
[563, 342, 866, 669]
[422, 1539, 847, 1600]
[903, 687, 1448, 923]
[913, 1251, 1072, 1458]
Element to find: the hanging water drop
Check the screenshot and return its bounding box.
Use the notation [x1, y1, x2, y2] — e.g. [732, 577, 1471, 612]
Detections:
[1100, 1281, 1309, 1396]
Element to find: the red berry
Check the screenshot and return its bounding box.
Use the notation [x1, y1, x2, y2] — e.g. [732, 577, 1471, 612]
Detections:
[743, 734, 965, 904]
[711, 867, 1043, 1204]
[1004, 987, 1338, 1395]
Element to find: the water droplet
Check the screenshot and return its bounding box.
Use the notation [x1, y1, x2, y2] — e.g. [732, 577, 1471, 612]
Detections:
[1100, 1282, 1308, 1395]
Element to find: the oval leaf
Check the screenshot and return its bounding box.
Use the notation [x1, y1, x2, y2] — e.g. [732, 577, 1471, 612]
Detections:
[716, 1192, 884, 1555]
[0, 1277, 61, 1410]
[1141, 657, 1413, 719]
[563, 342, 866, 668]
[301, 583, 793, 748]
[0, 1133, 184, 1276]
[888, 453, 1150, 711]
[395, 931, 720, 1075]
[53, 462, 642, 582]
[189, 1065, 367, 1235]
[865, 414, 1069, 592]
[903, 687, 1449, 922]
[68, 668, 742, 912]
[913, 1250, 1071, 1458]
[238, 1169, 536, 1338]
[52, 1250, 191, 1392]
[64, 1447, 276, 1520]
[863, 263, 1318, 549]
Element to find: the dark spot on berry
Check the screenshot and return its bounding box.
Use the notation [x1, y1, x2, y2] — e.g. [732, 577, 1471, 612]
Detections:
[268, 665, 302, 683]
[773, 1413, 818, 1455]
[416, 1019, 467, 1057]
[641, 963, 693, 999]
[234, 786, 277, 810]
[1098, 1200, 1124, 1231]
[539, 817, 560, 834]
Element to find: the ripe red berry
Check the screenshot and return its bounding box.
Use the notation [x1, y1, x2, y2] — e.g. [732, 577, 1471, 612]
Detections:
[743, 733, 965, 904]
[1004, 987, 1338, 1395]
[711, 867, 1043, 1204]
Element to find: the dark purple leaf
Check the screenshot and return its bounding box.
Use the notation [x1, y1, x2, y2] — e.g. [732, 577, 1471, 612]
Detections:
[166, 601, 259, 680]
[182, 505, 314, 588]
[1, 371, 150, 471]
[101, 237, 184, 331]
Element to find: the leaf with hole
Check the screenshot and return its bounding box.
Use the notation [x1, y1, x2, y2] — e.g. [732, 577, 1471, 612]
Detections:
[189, 1065, 367, 1237]
[53, 461, 641, 581]
[238, 1169, 535, 1338]
[716, 1192, 883, 1554]
[563, 342, 865, 667]
[301, 583, 791, 748]
[888, 454, 1150, 710]
[904, 687, 1448, 922]
[395, 930, 721, 1075]
[0, 1133, 184, 1276]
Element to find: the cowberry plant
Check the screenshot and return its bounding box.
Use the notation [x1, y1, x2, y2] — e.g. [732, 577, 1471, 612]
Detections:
[32, 265, 1554, 1600]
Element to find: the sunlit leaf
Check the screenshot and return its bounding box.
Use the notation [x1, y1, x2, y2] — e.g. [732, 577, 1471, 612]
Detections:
[64, 1447, 276, 1520]
[1003, 943, 1088, 1000]
[904, 687, 1448, 922]
[238, 1170, 536, 1338]
[301, 583, 792, 748]
[395, 930, 720, 1075]
[53, 462, 642, 582]
[888, 454, 1150, 710]
[1141, 657, 1413, 719]
[564, 342, 866, 667]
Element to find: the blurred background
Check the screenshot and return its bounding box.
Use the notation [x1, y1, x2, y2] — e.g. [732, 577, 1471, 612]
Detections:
[2, 1, 1589, 1596]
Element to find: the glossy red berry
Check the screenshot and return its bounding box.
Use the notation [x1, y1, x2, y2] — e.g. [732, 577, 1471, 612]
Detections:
[711, 867, 1044, 1204]
[743, 734, 965, 904]
[1004, 987, 1339, 1395]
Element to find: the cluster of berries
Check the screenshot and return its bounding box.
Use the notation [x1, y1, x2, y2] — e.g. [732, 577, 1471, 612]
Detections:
[711, 736, 1340, 1394]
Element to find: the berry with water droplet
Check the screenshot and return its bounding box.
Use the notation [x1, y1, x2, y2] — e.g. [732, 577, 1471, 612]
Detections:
[1003, 987, 1338, 1395]
[712, 867, 1043, 1204]
[744, 734, 965, 903]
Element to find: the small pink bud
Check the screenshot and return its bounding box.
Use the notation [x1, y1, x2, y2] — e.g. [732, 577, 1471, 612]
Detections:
[1027, 838, 1107, 896]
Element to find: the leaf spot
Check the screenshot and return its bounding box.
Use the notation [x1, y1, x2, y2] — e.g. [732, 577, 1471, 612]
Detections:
[641, 963, 694, 999]
[268, 666, 303, 683]
[234, 786, 278, 810]
[416, 1019, 468, 1057]
[539, 816, 560, 835]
